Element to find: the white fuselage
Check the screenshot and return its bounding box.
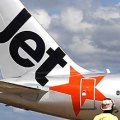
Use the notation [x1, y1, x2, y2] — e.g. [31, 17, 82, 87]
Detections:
[0, 73, 120, 120]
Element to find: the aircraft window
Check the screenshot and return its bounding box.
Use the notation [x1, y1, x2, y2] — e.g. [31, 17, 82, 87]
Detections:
[0, 13, 5, 32]
[116, 90, 120, 95]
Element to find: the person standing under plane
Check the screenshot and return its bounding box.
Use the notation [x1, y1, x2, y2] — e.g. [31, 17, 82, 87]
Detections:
[93, 98, 118, 120]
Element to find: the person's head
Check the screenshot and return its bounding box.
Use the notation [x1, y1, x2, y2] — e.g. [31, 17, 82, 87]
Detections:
[101, 98, 115, 113]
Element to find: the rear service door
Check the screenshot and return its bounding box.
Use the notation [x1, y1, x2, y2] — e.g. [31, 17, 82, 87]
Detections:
[80, 78, 96, 109]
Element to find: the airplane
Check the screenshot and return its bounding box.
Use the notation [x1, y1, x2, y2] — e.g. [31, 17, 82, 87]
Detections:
[0, 0, 119, 120]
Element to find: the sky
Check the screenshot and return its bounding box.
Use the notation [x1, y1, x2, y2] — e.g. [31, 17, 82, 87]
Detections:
[1, 0, 120, 120]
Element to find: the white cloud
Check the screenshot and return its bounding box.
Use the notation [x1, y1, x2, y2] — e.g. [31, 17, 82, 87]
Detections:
[68, 36, 95, 54]
[31, 9, 52, 29]
[60, 7, 93, 32]
[94, 7, 120, 21]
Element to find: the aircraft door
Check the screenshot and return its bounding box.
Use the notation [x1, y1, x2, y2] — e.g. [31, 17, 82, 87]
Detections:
[80, 78, 96, 109]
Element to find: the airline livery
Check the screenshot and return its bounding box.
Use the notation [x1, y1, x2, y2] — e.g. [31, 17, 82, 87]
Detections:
[0, 0, 119, 120]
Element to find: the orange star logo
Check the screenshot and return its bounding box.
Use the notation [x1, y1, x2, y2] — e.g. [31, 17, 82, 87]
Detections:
[50, 66, 106, 116]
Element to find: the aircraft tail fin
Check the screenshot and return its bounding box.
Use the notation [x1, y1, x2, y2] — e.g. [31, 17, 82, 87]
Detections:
[0, 0, 90, 86]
